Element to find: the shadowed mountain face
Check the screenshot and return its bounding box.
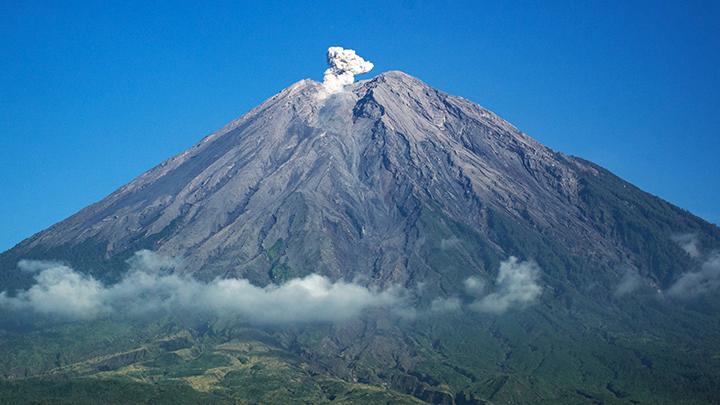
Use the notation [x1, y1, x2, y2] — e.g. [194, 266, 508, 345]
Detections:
[2, 71, 720, 404]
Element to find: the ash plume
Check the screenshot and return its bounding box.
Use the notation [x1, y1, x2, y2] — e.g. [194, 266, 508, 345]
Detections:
[321, 46, 374, 94]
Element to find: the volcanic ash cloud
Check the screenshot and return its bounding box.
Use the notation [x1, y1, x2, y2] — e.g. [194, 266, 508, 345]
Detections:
[322, 46, 374, 94]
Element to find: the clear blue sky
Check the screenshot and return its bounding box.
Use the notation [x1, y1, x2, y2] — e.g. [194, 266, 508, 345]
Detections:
[1, 0, 719, 251]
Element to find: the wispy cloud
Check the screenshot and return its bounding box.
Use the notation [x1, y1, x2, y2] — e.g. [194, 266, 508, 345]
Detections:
[430, 296, 462, 314]
[468, 257, 542, 314]
[667, 253, 720, 298]
[614, 267, 644, 297]
[463, 276, 486, 297]
[672, 233, 701, 258]
[664, 233, 720, 298]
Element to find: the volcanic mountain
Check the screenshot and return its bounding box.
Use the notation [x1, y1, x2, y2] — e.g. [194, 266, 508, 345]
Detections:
[2, 70, 720, 403]
[4, 71, 716, 288]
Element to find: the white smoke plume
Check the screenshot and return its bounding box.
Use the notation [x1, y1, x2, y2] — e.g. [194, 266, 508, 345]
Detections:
[322, 46, 374, 94]
[468, 257, 542, 314]
[0, 250, 405, 323]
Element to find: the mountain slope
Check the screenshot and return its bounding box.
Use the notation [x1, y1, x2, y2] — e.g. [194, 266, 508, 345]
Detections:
[4, 71, 716, 290]
[2, 71, 720, 404]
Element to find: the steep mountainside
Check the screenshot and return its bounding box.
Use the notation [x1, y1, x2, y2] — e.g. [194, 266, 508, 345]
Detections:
[2, 71, 720, 404]
[3, 71, 716, 290]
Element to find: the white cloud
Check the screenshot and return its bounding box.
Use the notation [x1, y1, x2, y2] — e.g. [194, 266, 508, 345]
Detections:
[321, 46, 373, 94]
[196, 274, 402, 323]
[0, 263, 106, 319]
[468, 257, 542, 314]
[667, 252, 720, 298]
[463, 276, 486, 297]
[672, 233, 701, 258]
[665, 233, 720, 299]
[614, 267, 644, 297]
[1, 252, 546, 321]
[126, 249, 179, 272]
[430, 296, 462, 313]
[0, 250, 405, 323]
[17, 259, 65, 273]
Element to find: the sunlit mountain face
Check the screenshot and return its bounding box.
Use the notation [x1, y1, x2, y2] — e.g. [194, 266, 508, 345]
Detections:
[1, 68, 719, 404]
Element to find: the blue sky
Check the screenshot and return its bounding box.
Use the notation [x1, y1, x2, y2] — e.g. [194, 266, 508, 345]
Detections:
[1, 0, 719, 251]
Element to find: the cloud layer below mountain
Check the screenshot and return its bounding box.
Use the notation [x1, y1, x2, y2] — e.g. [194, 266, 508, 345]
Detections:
[0, 252, 546, 322]
[664, 233, 720, 299]
[1, 250, 404, 323]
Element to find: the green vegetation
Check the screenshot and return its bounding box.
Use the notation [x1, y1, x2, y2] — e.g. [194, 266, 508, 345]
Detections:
[3, 295, 719, 404]
[2, 165, 720, 403]
[0, 319, 426, 404]
[266, 238, 295, 283]
[0, 378, 227, 405]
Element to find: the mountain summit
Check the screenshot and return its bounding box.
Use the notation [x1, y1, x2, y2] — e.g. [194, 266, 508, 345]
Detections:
[2, 66, 720, 403]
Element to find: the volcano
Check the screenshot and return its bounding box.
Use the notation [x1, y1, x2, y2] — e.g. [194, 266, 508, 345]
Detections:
[1, 68, 719, 404]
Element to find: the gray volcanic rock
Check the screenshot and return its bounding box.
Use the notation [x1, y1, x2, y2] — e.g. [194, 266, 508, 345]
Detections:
[2, 71, 718, 293]
[3, 70, 720, 404]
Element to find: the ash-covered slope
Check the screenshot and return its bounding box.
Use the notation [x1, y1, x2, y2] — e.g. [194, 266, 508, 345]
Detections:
[3, 69, 720, 404]
[2, 71, 718, 294]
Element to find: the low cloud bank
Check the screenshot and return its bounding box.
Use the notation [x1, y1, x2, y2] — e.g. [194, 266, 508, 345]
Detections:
[0, 251, 404, 323]
[0, 253, 544, 322]
[7, 261, 106, 319]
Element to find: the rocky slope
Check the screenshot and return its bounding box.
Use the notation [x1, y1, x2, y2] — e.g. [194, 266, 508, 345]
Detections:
[4, 71, 716, 292]
[2, 70, 720, 404]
